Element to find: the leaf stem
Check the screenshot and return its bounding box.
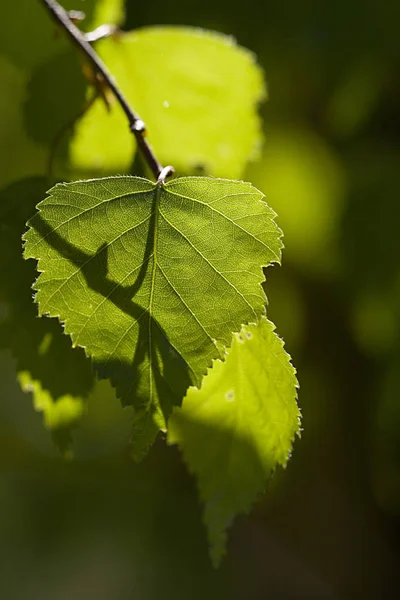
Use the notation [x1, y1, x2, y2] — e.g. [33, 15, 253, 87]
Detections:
[40, 0, 171, 180]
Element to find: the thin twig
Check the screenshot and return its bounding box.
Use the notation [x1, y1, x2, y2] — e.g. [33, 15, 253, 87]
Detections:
[40, 0, 171, 180]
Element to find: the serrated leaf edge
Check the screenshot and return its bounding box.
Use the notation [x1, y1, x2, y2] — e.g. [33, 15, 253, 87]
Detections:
[23, 176, 283, 447]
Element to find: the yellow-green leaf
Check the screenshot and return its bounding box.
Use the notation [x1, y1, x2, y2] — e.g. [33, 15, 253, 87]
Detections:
[168, 317, 300, 566]
[71, 27, 265, 177]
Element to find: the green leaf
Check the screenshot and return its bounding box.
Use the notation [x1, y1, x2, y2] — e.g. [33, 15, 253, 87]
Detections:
[0, 56, 46, 189]
[168, 317, 300, 566]
[24, 176, 282, 457]
[0, 178, 94, 452]
[246, 127, 345, 271]
[91, 0, 125, 28]
[0, 1, 125, 185]
[0, 0, 124, 71]
[69, 93, 134, 179]
[71, 27, 265, 177]
[18, 370, 87, 455]
[24, 49, 87, 147]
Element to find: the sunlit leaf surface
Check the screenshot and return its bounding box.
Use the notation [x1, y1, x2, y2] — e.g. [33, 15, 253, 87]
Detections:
[72, 27, 265, 177]
[168, 317, 300, 565]
[24, 175, 281, 457]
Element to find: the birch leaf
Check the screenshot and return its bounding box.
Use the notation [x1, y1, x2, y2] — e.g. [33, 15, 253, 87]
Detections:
[24, 175, 281, 457]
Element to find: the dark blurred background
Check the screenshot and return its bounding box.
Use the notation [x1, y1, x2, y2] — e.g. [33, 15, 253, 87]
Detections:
[1, 0, 400, 598]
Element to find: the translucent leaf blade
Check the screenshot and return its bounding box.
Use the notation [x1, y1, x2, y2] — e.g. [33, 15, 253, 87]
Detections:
[73, 27, 265, 177]
[18, 370, 87, 455]
[168, 317, 300, 566]
[23, 176, 282, 456]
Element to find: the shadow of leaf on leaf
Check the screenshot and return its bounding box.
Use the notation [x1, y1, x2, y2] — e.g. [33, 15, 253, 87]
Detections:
[29, 199, 191, 454]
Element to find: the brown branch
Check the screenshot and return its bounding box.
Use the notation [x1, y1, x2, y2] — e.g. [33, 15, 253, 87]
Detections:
[40, 0, 173, 181]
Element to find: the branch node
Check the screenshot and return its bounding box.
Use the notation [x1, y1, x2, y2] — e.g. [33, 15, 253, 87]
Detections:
[68, 10, 85, 23]
[157, 166, 175, 185]
[40, 0, 173, 181]
[131, 120, 146, 135]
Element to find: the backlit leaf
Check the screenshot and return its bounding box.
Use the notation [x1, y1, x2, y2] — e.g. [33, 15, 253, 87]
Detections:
[71, 27, 265, 177]
[168, 317, 300, 566]
[69, 93, 134, 179]
[24, 175, 282, 457]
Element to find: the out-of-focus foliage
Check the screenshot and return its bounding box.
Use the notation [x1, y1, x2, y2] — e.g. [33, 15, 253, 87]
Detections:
[69, 95, 134, 177]
[247, 127, 345, 272]
[72, 27, 265, 178]
[0, 177, 94, 451]
[0, 0, 124, 70]
[0, 56, 46, 188]
[0, 0, 124, 187]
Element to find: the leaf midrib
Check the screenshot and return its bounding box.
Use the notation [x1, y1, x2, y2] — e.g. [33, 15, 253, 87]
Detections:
[147, 185, 161, 403]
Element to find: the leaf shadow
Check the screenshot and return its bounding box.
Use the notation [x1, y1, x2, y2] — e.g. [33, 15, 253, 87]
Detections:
[29, 193, 192, 433]
[24, 50, 86, 148]
[0, 177, 95, 452]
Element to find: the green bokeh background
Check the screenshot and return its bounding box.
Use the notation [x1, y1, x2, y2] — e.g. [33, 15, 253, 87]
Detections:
[1, 0, 399, 597]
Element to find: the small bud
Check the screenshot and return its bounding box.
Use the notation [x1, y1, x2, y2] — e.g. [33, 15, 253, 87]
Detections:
[132, 120, 146, 134]
[68, 10, 85, 23]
